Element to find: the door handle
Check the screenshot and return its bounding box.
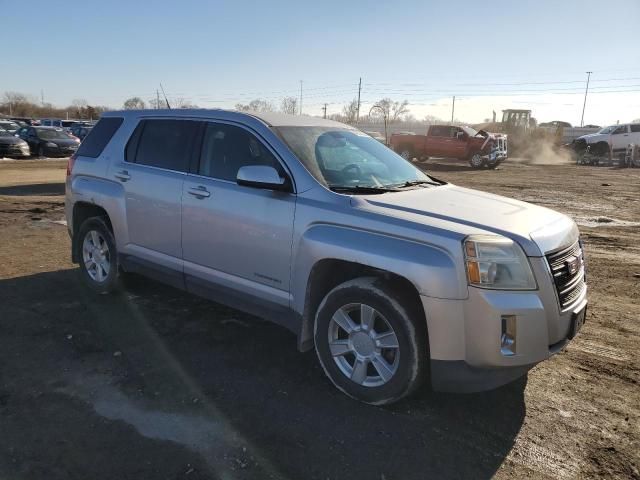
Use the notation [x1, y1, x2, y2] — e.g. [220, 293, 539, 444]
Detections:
[114, 170, 131, 182]
[188, 186, 210, 198]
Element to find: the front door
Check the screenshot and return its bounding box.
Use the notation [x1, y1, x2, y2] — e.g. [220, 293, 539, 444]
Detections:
[181, 122, 296, 311]
[109, 118, 199, 274]
[610, 125, 630, 152]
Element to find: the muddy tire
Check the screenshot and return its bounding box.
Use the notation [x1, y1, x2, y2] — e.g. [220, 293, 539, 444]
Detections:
[469, 153, 485, 169]
[314, 277, 427, 405]
[76, 216, 121, 294]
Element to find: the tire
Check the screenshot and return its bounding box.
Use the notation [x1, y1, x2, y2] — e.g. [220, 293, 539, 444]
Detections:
[314, 277, 427, 405]
[399, 147, 413, 160]
[469, 153, 484, 169]
[76, 216, 121, 294]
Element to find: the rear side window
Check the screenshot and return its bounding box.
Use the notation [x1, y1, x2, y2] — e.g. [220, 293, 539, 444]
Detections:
[631, 124, 640, 133]
[76, 117, 123, 158]
[127, 119, 198, 172]
[430, 126, 448, 137]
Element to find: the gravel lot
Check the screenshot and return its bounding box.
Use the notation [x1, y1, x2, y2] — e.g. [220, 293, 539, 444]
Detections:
[0, 157, 638, 479]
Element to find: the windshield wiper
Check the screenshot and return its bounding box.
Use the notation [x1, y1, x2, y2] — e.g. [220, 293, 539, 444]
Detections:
[388, 179, 442, 188]
[328, 185, 401, 194]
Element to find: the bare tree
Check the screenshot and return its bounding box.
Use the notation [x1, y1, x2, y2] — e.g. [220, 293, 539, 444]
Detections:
[371, 98, 409, 123]
[123, 97, 146, 110]
[173, 97, 198, 109]
[280, 96, 298, 115]
[71, 98, 88, 118]
[235, 99, 275, 112]
[148, 97, 162, 110]
[342, 99, 359, 124]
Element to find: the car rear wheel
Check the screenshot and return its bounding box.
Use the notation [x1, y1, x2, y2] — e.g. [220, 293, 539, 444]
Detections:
[314, 277, 427, 405]
[469, 153, 484, 169]
[77, 217, 121, 294]
[399, 148, 413, 160]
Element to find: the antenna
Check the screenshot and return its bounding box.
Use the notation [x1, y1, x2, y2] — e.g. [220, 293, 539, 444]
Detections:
[159, 83, 171, 109]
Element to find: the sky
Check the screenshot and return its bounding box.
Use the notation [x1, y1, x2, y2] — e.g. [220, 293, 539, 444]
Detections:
[2, 0, 639, 126]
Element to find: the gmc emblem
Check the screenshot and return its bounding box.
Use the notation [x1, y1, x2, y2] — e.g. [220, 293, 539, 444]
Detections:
[565, 256, 582, 275]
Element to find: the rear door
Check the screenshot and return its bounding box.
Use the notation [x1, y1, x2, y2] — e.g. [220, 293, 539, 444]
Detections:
[109, 118, 200, 277]
[448, 127, 469, 158]
[426, 126, 448, 156]
[181, 121, 296, 312]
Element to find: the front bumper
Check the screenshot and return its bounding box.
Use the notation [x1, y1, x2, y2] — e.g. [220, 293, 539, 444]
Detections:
[422, 260, 587, 392]
[0, 146, 30, 158]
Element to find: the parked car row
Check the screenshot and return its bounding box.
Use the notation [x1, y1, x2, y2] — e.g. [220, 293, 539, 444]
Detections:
[0, 125, 82, 158]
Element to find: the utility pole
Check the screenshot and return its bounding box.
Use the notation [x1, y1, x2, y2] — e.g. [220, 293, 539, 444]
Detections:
[356, 77, 362, 123]
[299, 80, 303, 115]
[41, 89, 44, 107]
[580, 71, 592, 127]
[156, 89, 160, 110]
[451, 96, 455, 124]
[322, 103, 327, 119]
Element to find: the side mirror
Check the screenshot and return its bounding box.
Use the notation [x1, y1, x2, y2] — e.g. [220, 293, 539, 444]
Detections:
[236, 165, 290, 192]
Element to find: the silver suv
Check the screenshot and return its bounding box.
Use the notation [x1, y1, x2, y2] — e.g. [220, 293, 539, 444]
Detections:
[65, 110, 587, 405]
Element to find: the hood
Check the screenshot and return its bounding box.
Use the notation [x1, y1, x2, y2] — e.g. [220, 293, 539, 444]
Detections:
[352, 184, 578, 256]
[0, 135, 27, 145]
[44, 138, 79, 147]
[577, 132, 605, 142]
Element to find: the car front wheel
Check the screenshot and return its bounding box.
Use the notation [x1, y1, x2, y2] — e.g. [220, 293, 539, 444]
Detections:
[314, 277, 427, 405]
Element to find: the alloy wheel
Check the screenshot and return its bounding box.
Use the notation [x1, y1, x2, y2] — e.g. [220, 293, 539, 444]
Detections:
[82, 230, 111, 282]
[328, 303, 400, 387]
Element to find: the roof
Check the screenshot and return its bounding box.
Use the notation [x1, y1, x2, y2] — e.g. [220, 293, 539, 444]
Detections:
[102, 108, 353, 129]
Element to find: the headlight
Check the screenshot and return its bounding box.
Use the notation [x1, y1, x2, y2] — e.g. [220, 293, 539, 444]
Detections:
[463, 235, 536, 290]
[45, 142, 58, 148]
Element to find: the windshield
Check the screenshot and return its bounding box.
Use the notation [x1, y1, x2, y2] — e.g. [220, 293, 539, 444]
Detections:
[461, 126, 479, 137]
[36, 128, 72, 140]
[0, 122, 18, 130]
[275, 126, 433, 190]
[598, 126, 615, 134]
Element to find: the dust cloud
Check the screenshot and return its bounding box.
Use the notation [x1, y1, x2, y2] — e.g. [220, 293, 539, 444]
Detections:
[509, 138, 575, 165]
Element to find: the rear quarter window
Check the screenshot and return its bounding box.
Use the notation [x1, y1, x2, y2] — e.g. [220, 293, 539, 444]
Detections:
[630, 124, 640, 133]
[76, 117, 124, 158]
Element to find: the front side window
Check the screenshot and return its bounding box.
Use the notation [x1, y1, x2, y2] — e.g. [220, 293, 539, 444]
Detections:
[612, 125, 628, 135]
[198, 123, 280, 181]
[35, 128, 70, 140]
[129, 119, 198, 172]
[276, 127, 433, 190]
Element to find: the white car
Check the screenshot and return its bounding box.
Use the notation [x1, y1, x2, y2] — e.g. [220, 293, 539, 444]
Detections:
[575, 123, 640, 158]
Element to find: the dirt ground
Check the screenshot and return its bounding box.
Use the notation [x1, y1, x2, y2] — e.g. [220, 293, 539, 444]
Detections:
[0, 157, 638, 480]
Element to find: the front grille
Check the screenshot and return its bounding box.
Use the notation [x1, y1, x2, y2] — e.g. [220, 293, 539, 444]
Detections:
[546, 241, 586, 309]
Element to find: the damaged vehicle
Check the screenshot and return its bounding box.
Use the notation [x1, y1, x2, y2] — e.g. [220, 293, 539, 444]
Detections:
[389, 125, 506, 168]
[573, 123, 640, 164]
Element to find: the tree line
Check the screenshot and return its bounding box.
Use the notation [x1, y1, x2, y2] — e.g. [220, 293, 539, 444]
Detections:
[0, 92, 109, 120]
[1, 90, 448, 126]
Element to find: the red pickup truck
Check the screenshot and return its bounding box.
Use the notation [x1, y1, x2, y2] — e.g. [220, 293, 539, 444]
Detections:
[389, 125, 507, 168]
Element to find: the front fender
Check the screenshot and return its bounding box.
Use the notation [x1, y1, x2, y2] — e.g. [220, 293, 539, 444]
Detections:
[290, 224, 467, 317]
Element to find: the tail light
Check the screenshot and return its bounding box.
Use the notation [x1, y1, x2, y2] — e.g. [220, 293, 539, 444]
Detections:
[67, 154, 77, 176]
